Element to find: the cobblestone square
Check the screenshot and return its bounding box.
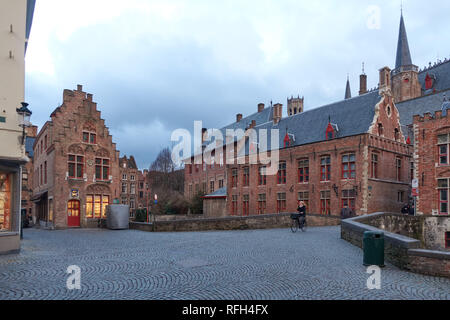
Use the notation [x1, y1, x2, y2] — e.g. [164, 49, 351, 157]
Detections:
[0, 226, 449, 300]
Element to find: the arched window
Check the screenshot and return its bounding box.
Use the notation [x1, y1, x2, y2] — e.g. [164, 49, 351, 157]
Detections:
[394, 128, 399, 141]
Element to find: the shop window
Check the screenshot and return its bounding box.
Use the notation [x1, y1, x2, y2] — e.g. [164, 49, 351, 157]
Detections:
[0, 173, 11, 231]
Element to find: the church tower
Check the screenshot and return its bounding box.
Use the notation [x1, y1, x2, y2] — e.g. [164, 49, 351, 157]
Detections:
[391, 12, 422, 103]
[345, 76, 351, 99]
[287, 95, 304, 116]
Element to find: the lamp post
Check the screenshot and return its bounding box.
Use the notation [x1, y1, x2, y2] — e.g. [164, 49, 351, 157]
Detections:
[16, 102, 32, 144]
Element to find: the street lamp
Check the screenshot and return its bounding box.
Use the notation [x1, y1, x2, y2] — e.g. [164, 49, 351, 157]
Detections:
[16, 102, 32, 144]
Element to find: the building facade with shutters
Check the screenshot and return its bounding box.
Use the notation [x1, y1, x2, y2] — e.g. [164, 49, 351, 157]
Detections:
[31, 85, 121, 229]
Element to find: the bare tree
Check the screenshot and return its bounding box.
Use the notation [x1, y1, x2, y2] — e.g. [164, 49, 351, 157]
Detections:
[148, 147, 186, 214]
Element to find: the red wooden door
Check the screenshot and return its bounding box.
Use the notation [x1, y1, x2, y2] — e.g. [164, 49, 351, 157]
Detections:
[67, 200, 80, 227]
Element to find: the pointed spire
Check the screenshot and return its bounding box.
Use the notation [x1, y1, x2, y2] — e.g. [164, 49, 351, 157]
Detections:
[345, 75, 351, 99]
[395, 12, 413, 69]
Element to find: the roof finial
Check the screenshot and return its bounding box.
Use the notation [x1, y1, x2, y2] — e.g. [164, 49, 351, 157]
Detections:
[362, 62, 365, 74]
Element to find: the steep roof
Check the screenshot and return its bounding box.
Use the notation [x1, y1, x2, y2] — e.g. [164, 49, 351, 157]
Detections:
[418, 59, 450, 92]
[395, 13, 413, 70]
[396, 88, 450, 126]
[120, 155, 138, 169]
[203, 187, 227, 198]
[245, 90, 381, 152]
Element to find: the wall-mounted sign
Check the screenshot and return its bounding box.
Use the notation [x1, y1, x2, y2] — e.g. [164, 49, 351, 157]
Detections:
[71, 189, 79, 198]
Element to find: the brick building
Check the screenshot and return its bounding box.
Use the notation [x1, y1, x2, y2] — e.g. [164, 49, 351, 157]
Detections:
[119, 155, 150, 216]
[225, 68, 411, 217]
[137, 169, 150, 211]
[21, 125, 37, 224]
[185, 12, 450, 218]
[31, 85, 121, 228]
[412, 104, 450, 215]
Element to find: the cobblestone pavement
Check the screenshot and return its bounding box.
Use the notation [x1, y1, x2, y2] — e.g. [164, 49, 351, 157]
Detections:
[0, 226, 449, 300]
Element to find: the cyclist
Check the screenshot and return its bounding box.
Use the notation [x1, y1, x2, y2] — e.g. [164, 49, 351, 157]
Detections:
[297, 200, 306, 227]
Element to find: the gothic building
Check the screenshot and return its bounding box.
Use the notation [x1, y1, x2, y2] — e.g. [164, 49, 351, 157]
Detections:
[185, 12, 450, 218]
[32, 85, 121, 228]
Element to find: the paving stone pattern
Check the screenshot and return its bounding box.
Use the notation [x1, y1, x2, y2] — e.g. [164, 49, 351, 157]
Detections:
[0, 227, 449, 300]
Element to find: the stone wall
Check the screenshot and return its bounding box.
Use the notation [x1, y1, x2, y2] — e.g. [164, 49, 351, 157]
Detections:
[131, 213, 340, 233]
[423, 217, 450, 251]
[356, 212, 449, 251]
[341, 212, 450, 278]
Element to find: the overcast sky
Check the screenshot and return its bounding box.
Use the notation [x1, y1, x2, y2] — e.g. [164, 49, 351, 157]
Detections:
[25, 0, 450, 169]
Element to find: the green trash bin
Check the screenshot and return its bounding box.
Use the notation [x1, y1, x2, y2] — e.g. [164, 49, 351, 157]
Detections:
[363, 231, 385, 267]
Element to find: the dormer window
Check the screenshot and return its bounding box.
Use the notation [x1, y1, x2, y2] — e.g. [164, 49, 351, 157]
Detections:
[325, 123, 335, 140]
[425, 73, 434, 90]
[284, 133, 291, 148]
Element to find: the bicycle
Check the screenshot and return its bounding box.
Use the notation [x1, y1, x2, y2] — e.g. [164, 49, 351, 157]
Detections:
[290, 213, 307, 233]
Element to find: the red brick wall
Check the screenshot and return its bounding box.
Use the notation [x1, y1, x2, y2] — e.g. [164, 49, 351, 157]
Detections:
[413, 111, 450, 215]
[32, 86, 120, 228]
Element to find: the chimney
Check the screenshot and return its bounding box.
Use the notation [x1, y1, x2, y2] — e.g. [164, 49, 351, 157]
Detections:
[359, 63, 367, 95]
[236, 114, 243, 122]
[379, 66, 391, 92]
[77, 84, 83, 91]
[258, 103, 265, 113]
[359, 73, 367, 95]
[273, 103, 283, 124]
[87, 93, 93, 101]
[25, 125, 38, 137]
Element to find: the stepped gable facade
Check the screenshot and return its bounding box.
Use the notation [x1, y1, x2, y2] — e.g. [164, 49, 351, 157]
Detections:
[32, 85, 120, 228]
